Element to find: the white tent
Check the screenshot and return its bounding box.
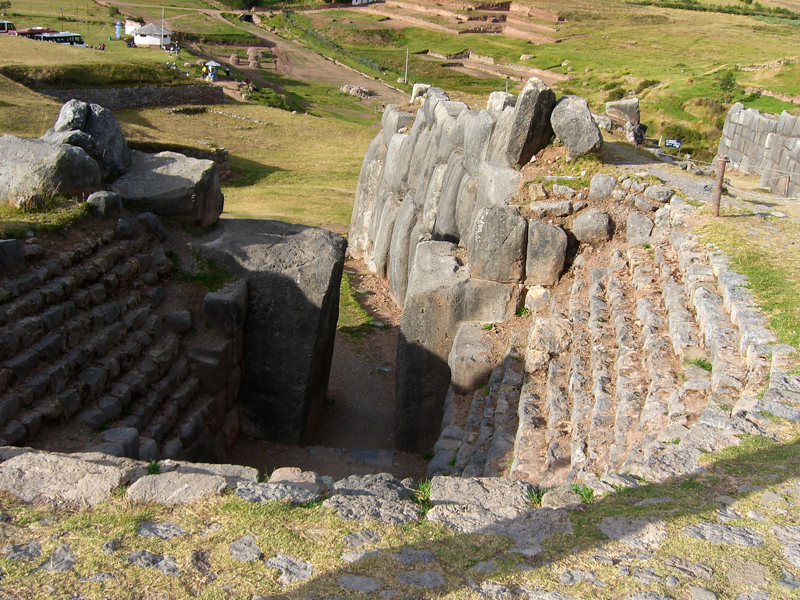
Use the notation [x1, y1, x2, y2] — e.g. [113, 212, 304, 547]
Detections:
[132, 23, 172, 48]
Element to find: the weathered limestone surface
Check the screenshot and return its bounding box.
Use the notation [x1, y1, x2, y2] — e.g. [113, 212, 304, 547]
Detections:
[201, 220, 346, 444]
[0, 135, 101, 202]
[112, 151, 224, 227]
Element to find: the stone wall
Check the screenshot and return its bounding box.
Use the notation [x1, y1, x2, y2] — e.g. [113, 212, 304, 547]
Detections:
[349, 82, 571, 451]
[718, 102, 800, 198]
[0, 213, 244, 464]
[39, 85, 225, 111]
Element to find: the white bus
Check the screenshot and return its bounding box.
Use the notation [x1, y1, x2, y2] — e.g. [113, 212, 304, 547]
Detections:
[36, 32, 85, 46]
[0, 20, 16, 34]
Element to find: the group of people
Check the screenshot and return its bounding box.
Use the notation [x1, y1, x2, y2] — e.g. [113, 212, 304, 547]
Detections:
[88, 43, 106, 50]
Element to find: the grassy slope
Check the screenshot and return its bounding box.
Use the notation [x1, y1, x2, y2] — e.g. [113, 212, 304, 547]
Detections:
[278, 3, 800, 157]
[117, 104, 377, 230]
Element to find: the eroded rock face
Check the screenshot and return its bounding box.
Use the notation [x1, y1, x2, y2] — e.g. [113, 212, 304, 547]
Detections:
[201, 220, 346, 444]
[112, 151, 224, 227]
[0, 135, 101, 202]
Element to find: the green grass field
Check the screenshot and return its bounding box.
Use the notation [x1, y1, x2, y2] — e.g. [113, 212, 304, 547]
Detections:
[116, 104, 377, 229]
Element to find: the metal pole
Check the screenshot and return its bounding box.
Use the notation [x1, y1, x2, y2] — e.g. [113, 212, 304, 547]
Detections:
[711, 156, 727, 217]
[161, 6, 165, 50]
[404, 47, 408, 84]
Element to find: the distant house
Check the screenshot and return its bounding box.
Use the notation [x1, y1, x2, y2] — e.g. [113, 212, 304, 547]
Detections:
[352, 0, 375, 5]
[131, 23, 172, 48]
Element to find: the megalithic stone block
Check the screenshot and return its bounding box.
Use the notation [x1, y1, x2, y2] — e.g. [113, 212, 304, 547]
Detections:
[505, 77, 556, 166]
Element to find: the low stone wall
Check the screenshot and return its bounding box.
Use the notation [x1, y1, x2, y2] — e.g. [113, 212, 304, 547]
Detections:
[39, 85, 225, 111]
[718, 102, 800, 198]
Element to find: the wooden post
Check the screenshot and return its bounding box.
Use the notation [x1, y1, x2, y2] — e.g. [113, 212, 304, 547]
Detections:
[711, 156, 727, 217]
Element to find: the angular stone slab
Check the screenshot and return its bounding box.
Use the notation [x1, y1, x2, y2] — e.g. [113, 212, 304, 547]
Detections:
[126, 471, 226, 504]
[38, 544, 74, 572]
[468, 206, 527, 283]
[397, 570, 445, 588]
[230, 534, 262, 562]
[236, 481, 320, 505]
[526, 221, 567, 287]
[201, 279, 247, 336]
[340, 575, 381, 593]
[128, 550, 180, 575]
[202, 220, 346, 444]
[266, 552, 314, 584]
[137, 521, 187, 540]
[551, 95, 603, 157]
[0, 135, 101, 201]
[112, 150, 223, 227]
[448, 322, 492, 395]
[597, 517, 667, 551]
[771, 525, 800, 567]
[506, 77, 556, 166]
[682, 523, 764, 546]
[0, 452, 123, 507]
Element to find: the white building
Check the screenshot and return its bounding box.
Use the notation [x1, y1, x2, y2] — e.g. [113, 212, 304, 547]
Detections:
[124, 20, 140, 35]
[132, 23, 172, 48]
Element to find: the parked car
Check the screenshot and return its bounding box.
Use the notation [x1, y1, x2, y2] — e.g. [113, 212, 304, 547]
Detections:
[0, 20, 16, 34]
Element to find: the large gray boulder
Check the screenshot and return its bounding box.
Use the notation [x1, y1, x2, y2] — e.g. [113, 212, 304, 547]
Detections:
[487, 91, 516, 112]
[83, 103, 132, 177]
[572, 208, 613, 243]
[589, 173, 617, 200]
[0, 452, 124, 506]
[0, 135, 101, 202]
[468, 206, 527, 283]
[525, 221, 567, 286]
[397, 242, 469, 452]
[396, 242, 521, 451]
[41, 129, 101, 163]
[54, 99, 90, 132]
[112, 151, 224, 227]
[201, 279, 248, 336]
[202, 220, 346, 444]
[448, 323, 493, 395]
[551, 95, 603, 157]
[50, 100, 131, 177]
[505, 78, 556, 166]
[349, 133, 387, 260]
[606, 98, 640, 126]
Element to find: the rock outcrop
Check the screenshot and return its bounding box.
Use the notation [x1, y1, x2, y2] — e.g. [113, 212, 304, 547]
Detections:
[112, 151, 224, 228]
[0, 135, 101, 202]
[201, 220, 346, 444]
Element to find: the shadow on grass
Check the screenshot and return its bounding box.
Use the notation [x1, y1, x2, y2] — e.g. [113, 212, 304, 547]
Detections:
[222, 156, 286, 189]
[235, 431, 799, 600]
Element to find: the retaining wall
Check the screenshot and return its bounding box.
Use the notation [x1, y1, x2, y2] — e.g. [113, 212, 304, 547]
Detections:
[39, 84, 225, 111]
[718, 102, 800, 198]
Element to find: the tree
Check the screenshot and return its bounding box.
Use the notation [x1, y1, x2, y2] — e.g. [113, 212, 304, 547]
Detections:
[0, 2, 11, 17]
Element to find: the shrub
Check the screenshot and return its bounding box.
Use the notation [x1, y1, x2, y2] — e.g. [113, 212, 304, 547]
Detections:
[718, 69, 737, 93]
[605, 87, 625, 102]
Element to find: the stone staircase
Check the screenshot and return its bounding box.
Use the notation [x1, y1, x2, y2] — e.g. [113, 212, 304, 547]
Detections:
[431, 195, 783, 488]
[0, 214, 241, 465]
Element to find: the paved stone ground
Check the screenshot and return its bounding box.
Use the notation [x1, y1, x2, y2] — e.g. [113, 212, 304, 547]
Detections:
[0, 456, 797, 599]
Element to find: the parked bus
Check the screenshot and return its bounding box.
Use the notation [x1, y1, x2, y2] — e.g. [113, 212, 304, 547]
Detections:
[36, 32, 85, 46]
[12, 27, 57, 39]
[0, 20, 16, 34]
